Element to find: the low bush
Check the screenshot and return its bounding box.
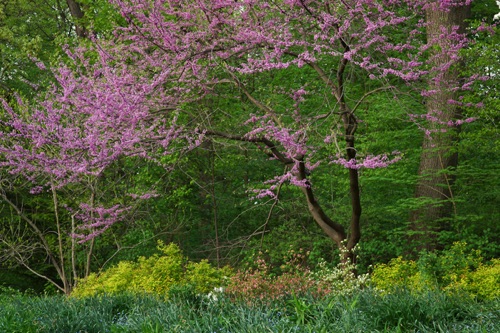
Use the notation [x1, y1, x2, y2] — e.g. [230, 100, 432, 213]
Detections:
[226, 245, 370, 302]
[225, 251, 317, 302]
[449, 258, 500, 300]
[371, 256, 427, 293]
[312, 257, 370, 296]
[71, 241, 232, 298]
[371, 242, 500, 300]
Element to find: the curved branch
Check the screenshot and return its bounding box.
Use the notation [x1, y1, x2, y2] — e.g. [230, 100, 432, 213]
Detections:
[20, 260, 65, 293]
[351, 86, 395, 114]
[296, 158, 346, 246]
[223, 66, 283, 126]
[205, 130, 293, 165]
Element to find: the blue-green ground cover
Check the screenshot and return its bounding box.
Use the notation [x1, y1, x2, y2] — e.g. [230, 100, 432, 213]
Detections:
[1, 289, 498, 333]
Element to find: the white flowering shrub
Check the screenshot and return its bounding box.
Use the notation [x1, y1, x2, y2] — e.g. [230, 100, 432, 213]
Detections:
[312, 244, 370, 296]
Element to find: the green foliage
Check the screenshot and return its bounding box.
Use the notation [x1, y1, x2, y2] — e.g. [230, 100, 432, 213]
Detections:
[286, 293, 316, 325]
[417, 242, 482, 288]
[471, 0, 499, 21]
[240, 222, 336, 273]
[0, 0, 66, 99]
[78, 0, 127, 35]
[371, 242, 499, 300]
[0, 269, 45, 293]
[0, 290, 498, 332]
[166, 283, 199, 303]
[447, 259, 500, 300]
[186, 260, 229, 294]
[449, 22, 500, 259]
[71, 242, 231, 298]
[357, 289, 498, 332]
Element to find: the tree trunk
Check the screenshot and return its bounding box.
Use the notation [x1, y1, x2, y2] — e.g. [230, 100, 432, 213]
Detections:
[66, 0, 87, 38]
[410, 2, 471, 251]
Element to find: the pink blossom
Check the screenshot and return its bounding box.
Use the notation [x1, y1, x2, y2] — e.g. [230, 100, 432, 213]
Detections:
[0, 0, 487, 240]
[331, 153, 402, 170]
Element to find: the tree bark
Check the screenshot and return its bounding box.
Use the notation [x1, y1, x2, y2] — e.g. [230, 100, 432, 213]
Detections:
[410, 2, 471, 251]
[296, 158, 347, 248]
[66, 0, 87, 38]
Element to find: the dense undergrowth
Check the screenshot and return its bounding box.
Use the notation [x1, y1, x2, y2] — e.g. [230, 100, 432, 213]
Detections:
[1, 288, 499, 333]
[2, 242, 499, 332]
[72, 242, 499, 302]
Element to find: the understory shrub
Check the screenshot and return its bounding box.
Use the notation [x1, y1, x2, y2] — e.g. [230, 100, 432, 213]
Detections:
[225, 257, 316, 302]
[449, 258, 500, 300]
[370, 256, 424, 292]
[371, 242, 500, 299]
[71, 241, 232, 298]
[313, 257, 371, 296]
[226, 245, 370, 302]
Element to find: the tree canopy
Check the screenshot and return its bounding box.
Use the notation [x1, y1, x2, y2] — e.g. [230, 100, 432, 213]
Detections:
[0, 0, 498, 293]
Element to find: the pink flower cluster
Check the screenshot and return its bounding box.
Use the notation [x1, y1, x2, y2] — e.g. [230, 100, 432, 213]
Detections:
[331, 152, 402, 170]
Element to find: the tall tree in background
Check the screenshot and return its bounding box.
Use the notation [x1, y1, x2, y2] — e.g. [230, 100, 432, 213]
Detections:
[66, 0, 88, 38]
[410, 1, 472, 251]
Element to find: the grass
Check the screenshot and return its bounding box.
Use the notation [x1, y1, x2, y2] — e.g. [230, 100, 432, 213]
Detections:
[0, 288, 498, 333]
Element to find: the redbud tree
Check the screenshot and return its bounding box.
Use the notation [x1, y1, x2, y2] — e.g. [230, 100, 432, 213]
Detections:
[0, 0, 483, 266]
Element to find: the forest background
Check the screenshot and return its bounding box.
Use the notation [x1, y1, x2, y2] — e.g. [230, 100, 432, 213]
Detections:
[0, 0, 498, 295]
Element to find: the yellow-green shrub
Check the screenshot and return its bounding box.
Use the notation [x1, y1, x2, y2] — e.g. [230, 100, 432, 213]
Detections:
[371, 242, 499, 300]
[418, 241, 482, 288]
[446, 259, 500, 300]
[186, 260, 232, 294]
[371, 256, 426, 293]
[71, 241, 231, 298]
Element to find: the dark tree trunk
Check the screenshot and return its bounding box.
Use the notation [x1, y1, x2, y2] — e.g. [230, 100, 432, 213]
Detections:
[410, 2, 471, 251]
[66, 0, 87, 38]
